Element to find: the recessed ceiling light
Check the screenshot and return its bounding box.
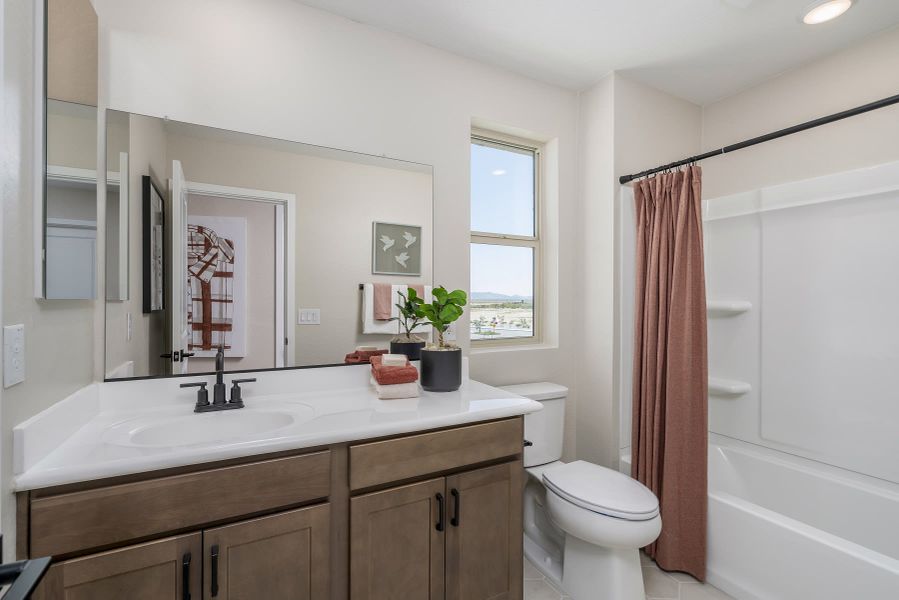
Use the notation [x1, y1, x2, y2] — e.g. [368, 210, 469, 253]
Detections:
[802, 0, 853, 25]
[492, 169, 507, 176]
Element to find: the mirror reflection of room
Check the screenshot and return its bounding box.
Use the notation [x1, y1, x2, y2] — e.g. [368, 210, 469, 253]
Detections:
[104, 114, 433, 378]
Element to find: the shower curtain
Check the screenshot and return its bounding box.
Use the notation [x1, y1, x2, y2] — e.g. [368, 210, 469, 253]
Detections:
[631, 166, 708, 580]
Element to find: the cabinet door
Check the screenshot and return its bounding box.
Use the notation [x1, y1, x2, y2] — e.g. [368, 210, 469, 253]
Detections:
[445, 461, 523, 600]
[32, 533, 201, 600]
[350, 478, 446, 600]
[202, 504, 330, 600]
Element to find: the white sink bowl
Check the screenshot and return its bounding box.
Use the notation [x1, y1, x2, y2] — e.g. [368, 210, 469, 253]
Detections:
[103, 407, 313, 448]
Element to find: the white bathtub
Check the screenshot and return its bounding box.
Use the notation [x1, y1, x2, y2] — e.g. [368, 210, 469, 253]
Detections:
[621, 434, 899, 599]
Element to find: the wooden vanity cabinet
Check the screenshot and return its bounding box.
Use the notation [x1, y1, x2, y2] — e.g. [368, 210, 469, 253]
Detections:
[32, 504, 330, 600]
[203, 504, 331, 600]
[349, 461, 523, 600]
[32, 533, 202, 600]
[19, 417, 526, 600]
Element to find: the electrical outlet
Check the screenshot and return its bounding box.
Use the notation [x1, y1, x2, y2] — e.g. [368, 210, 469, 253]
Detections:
[297, 309, 321, 325]
[4, 324, 25, 388]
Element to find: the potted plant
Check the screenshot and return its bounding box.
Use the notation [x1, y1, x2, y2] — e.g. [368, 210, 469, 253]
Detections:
[389, 288, 427, 360]
[419, 286, 467, 392]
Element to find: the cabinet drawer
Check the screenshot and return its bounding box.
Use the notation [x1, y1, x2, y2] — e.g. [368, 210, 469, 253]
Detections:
[349, 418, 522, 490]
[30, 451, 331, 558]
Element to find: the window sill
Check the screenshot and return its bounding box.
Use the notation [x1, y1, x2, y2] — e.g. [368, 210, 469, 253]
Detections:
[469, 341, 559, 355]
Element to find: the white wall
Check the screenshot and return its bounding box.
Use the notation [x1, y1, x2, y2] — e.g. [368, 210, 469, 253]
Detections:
[577, 73, 703, 467]
[93, 0, 582, 456]
[702, 26, 899, 198]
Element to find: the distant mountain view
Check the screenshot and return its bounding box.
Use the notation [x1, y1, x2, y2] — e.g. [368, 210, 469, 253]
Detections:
[471, 291, 533, 302]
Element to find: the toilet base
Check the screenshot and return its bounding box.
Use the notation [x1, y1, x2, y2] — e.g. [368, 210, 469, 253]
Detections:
[561, 535, 645, 600]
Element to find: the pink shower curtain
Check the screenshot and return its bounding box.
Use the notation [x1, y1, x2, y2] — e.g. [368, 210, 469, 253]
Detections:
[631, 166, 708, 581]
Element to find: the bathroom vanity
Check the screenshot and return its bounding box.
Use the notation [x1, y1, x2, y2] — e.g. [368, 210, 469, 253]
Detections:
[14, 366, 540, 600]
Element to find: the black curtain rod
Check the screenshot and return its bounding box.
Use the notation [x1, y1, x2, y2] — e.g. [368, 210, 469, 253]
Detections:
[618, 92, 899, 185]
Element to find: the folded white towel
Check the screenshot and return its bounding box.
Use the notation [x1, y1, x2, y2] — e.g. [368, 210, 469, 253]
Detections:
[370, 376, 420, 400]
[381, 353, 409, 367]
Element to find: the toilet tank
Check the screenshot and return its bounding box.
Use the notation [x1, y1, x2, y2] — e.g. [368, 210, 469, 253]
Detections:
[500, 382, 568, 468]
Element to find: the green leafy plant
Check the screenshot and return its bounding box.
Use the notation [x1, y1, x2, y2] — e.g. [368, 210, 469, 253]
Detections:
[419, 286, 467, 349]
[390, 288, 426, 342]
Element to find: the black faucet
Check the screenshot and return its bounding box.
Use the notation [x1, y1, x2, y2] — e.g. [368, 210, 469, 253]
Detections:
[213, 346, 227, 405]
[180, 346, 256, 413]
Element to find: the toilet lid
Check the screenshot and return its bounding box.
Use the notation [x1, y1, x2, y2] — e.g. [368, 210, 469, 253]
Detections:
[542, 460, 660, 521]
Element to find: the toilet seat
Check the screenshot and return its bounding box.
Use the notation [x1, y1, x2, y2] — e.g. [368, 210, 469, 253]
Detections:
[542, 460, 659, 521]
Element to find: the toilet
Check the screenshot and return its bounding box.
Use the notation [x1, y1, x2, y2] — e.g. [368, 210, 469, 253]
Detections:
[501, 383, 662, 600]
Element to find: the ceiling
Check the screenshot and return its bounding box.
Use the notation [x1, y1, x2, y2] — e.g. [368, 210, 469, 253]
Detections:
[295, 0, 899, 105]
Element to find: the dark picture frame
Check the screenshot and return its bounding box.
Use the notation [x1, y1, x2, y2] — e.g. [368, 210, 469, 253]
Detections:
[142, 176, 166, 313]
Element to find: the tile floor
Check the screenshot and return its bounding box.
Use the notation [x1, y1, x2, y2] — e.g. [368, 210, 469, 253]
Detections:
[524, 552, 735, 600]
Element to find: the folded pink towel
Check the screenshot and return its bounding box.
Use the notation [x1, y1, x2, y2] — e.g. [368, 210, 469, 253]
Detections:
[370, 354, 419, 385]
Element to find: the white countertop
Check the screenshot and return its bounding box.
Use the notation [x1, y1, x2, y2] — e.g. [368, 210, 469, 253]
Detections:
[13, 364, 542, 491]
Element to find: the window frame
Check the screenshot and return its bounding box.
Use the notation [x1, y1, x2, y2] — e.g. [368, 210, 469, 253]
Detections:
[470, 131, 542, 347]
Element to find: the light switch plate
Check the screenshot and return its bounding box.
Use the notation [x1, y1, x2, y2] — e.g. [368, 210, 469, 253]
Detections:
[4, 324, 25, 388]
[297, 308, 321, 325]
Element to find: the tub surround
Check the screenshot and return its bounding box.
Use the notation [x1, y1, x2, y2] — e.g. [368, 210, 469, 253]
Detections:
[14, 359, 542, 491]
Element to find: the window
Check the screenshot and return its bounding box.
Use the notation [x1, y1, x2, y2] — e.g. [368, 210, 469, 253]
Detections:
[470, 133, 540, 344]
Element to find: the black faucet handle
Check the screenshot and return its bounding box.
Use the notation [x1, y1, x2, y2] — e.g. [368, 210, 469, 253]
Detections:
[180, 381, 210, 408]
[229, 378, 256, 404]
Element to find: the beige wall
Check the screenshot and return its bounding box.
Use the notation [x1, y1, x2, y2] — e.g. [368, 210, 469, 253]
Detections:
[187, 194, 277, 372]
[1, 0, 96, 557]
[165, 131, 433, 367]
[702, 26, 899, 199]
[47, 0, 97, 106]
[105, 114, 168, 378]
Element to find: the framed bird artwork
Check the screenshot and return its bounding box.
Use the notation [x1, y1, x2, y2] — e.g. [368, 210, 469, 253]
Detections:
[372, 221, 422, 276]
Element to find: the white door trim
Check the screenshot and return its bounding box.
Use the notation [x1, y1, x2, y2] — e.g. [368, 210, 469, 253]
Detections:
[185, 181, 296, 368]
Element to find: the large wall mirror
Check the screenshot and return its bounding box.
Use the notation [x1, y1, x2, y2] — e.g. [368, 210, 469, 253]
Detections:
[104, 111, 433, 379]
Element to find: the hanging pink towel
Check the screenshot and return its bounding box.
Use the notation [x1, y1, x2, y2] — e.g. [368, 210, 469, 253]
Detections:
[373, 284, 393, 320]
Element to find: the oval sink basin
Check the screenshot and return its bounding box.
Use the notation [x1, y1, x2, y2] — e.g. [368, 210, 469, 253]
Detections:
[104, 407, 312, 448]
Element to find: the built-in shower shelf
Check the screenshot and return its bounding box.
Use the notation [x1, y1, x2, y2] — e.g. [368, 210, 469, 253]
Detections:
[707, 300, 752, 317]
[709, 377, 751, 397]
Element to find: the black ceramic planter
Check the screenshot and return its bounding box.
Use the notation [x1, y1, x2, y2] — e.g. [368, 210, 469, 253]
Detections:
[420, 348, 462, 392]
[390, 339, 426, 361]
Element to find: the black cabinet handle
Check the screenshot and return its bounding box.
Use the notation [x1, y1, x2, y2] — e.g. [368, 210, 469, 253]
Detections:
[523, 439, 534, 447]
[435, 493, 445, 532]
[181, 553, 191, 600]
[181, 352, 196, 358]
[451, 488, 460, 527]
[210, 545, 219, 597]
